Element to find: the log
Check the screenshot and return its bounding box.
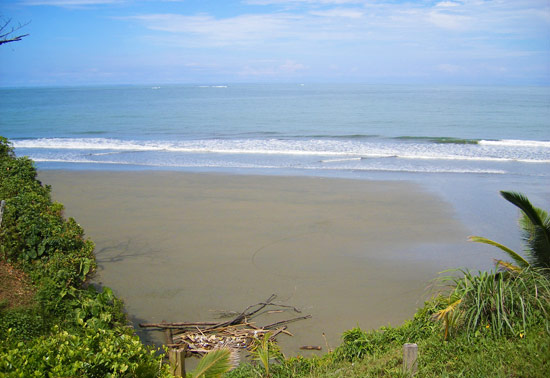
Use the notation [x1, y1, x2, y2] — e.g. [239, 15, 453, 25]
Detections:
[300, 346, 322, 350]
[139, 321, 219, 329]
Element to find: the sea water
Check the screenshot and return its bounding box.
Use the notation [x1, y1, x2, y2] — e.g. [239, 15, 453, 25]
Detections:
[1, 84, 549, 250]
[1, 84, 548, 177]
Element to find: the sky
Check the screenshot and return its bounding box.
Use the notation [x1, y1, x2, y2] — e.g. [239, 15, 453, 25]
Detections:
[0, 0, 549, 86]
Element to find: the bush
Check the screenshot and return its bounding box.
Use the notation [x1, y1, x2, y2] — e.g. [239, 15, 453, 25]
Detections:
[0, 326, 167, 377]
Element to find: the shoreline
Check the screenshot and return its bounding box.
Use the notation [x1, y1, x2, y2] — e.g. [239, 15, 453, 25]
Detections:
[39, 170, 477, 354]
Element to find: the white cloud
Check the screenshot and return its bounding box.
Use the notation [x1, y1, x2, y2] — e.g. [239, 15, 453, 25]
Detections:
[310, 8, 363, 18]
[128, 13, 296, 46]
[427, 10, 471, 30]
[121, 0, 549, 82]
[239, 59, 307, 77]
[437, 63, 461, 73]
[279, 59, 306, 72]
[436, 1, 461, 8]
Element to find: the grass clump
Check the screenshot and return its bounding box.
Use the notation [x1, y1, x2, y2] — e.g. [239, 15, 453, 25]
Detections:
[435, 267, 550, 340]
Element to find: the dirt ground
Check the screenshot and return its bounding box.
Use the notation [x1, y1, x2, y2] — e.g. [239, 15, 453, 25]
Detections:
[0, 260, 35, 310]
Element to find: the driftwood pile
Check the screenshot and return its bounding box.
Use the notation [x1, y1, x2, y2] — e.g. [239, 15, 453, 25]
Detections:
[139, 294, 311, 356]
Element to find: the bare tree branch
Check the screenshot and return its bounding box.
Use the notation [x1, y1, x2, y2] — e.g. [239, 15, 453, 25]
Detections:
[0, 17, 30, 46]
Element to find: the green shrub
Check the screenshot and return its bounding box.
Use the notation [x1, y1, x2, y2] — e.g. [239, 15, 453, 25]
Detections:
[0, 325, 169, 377]
[0, 307, 45, 341]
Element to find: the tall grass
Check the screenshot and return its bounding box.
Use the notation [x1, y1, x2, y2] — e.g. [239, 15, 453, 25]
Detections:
[435, 267, 550, 339]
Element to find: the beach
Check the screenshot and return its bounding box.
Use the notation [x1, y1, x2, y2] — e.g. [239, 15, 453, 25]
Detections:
[9, 84, 546, 355]
[39, 170, 472, 354]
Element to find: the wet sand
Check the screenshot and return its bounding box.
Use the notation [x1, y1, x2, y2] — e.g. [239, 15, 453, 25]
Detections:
[39, 171, 469, 354]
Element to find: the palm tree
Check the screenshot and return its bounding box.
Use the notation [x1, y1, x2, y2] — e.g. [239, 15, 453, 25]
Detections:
[469, 191, 550, 270]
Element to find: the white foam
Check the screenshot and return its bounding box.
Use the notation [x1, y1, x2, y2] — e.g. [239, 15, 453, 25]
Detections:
[321, 157, 362, 163]
[479, 139, 550, 148]
[313, 166, 507, 175]
[398, 154, 550, 164]
[33, 157, 507, 175]
[14, 137, 550, 164]
[14, 138, 156, 151]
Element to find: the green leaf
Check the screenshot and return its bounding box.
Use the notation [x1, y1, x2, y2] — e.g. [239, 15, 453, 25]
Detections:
[37, 244, 46, 257]
[501, 191, 550, 269]
[501, 191, 543, 228]
[189, 348, 233, 378]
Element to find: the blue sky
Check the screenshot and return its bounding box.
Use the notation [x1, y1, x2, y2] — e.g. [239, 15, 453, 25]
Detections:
[0, 0, 549, 86]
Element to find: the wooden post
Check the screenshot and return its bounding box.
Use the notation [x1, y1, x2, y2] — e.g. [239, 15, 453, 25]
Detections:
[0, 200, 5, 229]
[403, 343, 418, 375]
[169, 346, 187, 377]
[164, 328, 174, 345]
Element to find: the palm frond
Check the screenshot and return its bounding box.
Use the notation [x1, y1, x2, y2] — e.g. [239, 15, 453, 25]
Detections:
[500, 191, 544, 227]
[433, 298, 462, 340]
[469, 236, 529, 268]
[433, 298, 462, 322]
[494, 259, 522, 273]
[189, 347, 236, 378]
[526, 226, 550, 269]
[503, 191, 550, 269]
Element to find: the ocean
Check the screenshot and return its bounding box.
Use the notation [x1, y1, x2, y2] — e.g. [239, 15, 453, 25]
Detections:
[1, 83, 549, 251]
[1, 84, 549, 176]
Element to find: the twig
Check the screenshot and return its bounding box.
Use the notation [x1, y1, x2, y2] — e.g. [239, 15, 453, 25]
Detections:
[207, 294, 277, 329]
[322, 332, 332, 353]
[263, 315, 312, 330]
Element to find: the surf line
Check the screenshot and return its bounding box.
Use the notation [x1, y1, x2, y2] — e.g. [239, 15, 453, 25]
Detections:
[320, 157, 362, 163]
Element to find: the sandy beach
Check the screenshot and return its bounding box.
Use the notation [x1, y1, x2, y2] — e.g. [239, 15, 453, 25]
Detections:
[39, 170, 470, 354]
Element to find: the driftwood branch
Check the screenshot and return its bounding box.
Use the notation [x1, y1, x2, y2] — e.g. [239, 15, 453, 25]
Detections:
[264, 315, 312, 330]
[209, 294, 278, 329]
[139, 321, 219, 329]
[139, 295, 311, 356]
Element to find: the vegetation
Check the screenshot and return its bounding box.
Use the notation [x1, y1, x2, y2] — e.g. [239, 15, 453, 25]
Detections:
[1, 134, 549, 376]
[187, 348, 237, 378]
[249, 332, 284, 377]
[0, 136, 170, 377]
